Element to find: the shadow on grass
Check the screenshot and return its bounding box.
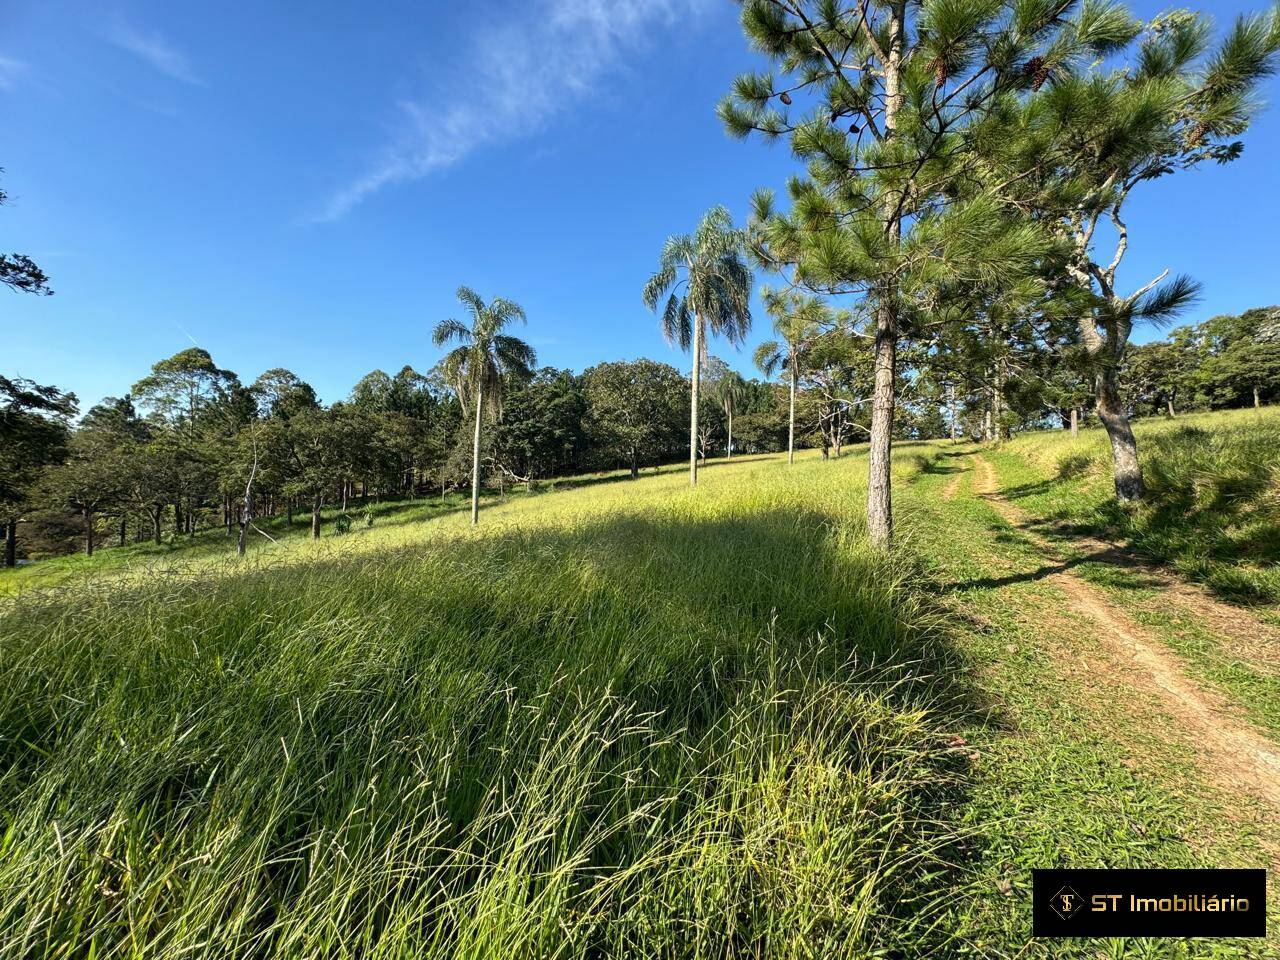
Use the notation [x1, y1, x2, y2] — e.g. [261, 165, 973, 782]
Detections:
[1, 501, 1002, 956]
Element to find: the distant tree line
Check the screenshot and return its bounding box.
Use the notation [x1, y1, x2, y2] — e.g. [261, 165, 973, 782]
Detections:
[1, 337, 948, 563]
[8, 0, 1280, 561]
[1122, 306, 1280, 417]
[7, 297, 1277, 564]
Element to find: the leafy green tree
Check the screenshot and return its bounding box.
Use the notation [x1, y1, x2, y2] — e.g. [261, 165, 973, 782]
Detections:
[350, 369, 395, 410]
[729, 377, 790, 454]
[1, 376, 75, 565]
[132, 348, 239, 434]
[492, 368, 586, 486]
[1124, 337, 1197, 417]
[255, 407, 352, 538]
[802, 327, 872, 458]
[433, 286, 536, 525]
[251, 368, 319, 420]
[131, 348, 245, 536]
[1199, 307, 1280, 409]
[583, 360, 687, 477]
[720, 0, 1083, 545]
[125, 438, 185, 544]
[40, 429, 129, 556]
[642, 206, 752, 487]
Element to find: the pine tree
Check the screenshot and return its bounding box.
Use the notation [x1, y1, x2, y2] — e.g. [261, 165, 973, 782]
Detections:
[720, 0, 1106, 545]
[1005, 5, 1280, 498]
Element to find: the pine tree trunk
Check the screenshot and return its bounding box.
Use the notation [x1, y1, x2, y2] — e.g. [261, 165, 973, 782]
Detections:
[993, 363, 1006, 442]
[1254, 385, 1261, 409]
[152, 506, 163, 544]
[1095, 365, 1145, 501]
[866, 306, 896, 548]
[84, 509, 94, 557]
[1070, 407, 1079, 438]
[1166, 397, 1175, 418]
[471, 389, 484, 525]
[689, 316, 701, 488]
[866, 2, 904, 551]
[788, 367, 796, 464]
[311, 494, 322, 539]
[947, 384, 958, 442]
[630, 448, 639, 479]
[3, 517, 16, 568]
[119, 515, 127, 547]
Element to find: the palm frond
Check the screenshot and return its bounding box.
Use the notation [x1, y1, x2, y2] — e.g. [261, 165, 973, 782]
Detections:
[455, 285, 486, 323]
[493, 334, 537, 379]
[432, 318, 471, 347]
[754, 339, 784, 378]
[643, 264, 679, 311]
[661, 294, 693, 351]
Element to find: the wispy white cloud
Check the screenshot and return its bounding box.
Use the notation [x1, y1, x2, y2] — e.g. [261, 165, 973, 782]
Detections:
[106, 24, 203, 86]
[315, 0, 710, 221]
[0, 55, 26, 91]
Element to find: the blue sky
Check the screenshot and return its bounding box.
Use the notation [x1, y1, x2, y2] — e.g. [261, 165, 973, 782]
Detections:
[4, 0, 1279, 410]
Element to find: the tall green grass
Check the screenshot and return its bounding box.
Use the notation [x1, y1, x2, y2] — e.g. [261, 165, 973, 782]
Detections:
[0, 453, 973, 958]
[995, 408, 1280, 602]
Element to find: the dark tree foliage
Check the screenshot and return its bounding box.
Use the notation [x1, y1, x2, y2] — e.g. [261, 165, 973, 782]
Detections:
[583, 360, 690, 477]
[1, 174, 53, 296]
[1, 376, 76, 565]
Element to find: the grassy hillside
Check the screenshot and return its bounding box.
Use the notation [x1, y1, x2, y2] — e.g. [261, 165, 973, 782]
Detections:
[990, 407, 1280, 602]
[3, 418, 1277, 958]
[0, 450, 976, 958]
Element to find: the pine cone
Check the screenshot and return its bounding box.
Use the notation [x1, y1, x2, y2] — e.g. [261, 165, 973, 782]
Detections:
[1022, 56, 1051, 91]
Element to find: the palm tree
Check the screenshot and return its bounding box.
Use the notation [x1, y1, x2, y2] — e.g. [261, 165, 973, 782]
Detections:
[754, 289, 830, 465]
[711, 371, 747, 459]
[642, 206, 752, 487]
[433, 286, 535, 525]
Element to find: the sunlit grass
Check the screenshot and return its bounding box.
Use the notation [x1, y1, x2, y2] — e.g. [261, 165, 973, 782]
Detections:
[992, 407, 1280, 602]
[0, 446, 976, 958]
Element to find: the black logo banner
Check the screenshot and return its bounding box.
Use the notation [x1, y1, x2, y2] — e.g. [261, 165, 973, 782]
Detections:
[1032, 868, 1266, 938]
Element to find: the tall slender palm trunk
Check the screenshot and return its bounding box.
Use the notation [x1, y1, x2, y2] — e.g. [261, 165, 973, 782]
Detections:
[727, 408, 733, 458]
[689, 316, 701, 487]
[471, 390, 484, 524]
